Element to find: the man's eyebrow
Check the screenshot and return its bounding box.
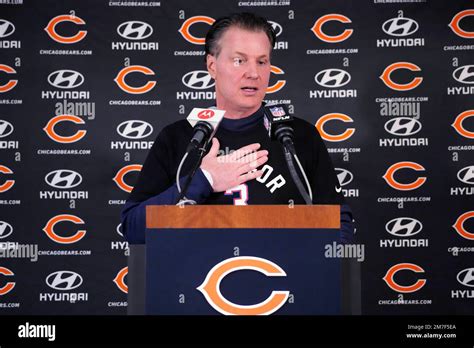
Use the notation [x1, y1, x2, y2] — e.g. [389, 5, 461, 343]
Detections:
[234, 51, 269, 59]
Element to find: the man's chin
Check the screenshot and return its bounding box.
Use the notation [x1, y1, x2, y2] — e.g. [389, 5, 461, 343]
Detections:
[239, 95, 264, 108]
[239, 102, 261, 113]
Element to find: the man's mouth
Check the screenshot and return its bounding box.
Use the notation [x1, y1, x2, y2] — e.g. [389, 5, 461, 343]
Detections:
[241, 86, 258, 92]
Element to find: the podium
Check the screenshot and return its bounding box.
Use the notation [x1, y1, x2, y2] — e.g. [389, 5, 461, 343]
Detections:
[130, 205, 357, 315]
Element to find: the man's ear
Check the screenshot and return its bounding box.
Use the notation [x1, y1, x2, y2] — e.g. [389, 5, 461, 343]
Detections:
[207, 54, 216, 79]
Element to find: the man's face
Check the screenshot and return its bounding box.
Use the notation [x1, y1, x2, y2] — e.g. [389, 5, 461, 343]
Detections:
[207, 26, 272, 118]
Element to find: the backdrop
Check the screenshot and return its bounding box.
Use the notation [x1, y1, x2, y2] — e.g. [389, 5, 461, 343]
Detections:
[0, 0, 473, 315]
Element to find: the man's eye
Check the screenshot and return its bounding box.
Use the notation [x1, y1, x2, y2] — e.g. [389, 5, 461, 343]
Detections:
[233, 58, 244, 66]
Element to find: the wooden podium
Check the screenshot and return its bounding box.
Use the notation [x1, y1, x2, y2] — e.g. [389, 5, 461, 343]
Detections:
[140, 205, 346, 315]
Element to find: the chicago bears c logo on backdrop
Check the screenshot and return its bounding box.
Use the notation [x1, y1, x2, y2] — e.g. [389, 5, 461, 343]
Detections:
[383, 161, 426, 191]
[43, 115, 87, 143]
[311, 14, 353, 43]
[44, 14, 87, 44]
[383, 263, 426, 293]
[266, 66, 286, 94]
[449, 9, 474, 38]
[178, 16, 215, 45]
[113, 267, 128, 294]
[42, 214, 86, 244]
[452, 110, 474, 139]
[453, 211, 474, 240]
[315, 113, 355, 142]
[0, 165, 15, 193]
[113, 165, 142, 193]
[380, 62, 423, 91]
[0, 267, 15, 295]
[114, 65, 156, 94]
[0, 64, 17, 93]
[197, 256, 289, 315]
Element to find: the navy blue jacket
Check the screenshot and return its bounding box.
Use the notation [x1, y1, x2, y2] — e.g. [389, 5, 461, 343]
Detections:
[122, 107, 355, 244]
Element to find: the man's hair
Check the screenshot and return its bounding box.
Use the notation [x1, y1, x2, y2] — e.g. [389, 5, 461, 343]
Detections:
[205, 12, 276, 57]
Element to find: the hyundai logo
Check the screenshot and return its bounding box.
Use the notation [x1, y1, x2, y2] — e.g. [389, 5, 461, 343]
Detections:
[382, 17, 418, 37]
[0, 221, 13, 239]
[117, 21, 153, 40]
[385, 217, 423, 237]
[46, 271, 83, 291]
[0, 19, 15, 38]
[315, 69, 351, 88]
[182, 70, 215, 90]
[335, 168, 353, 186]
[452, 65, 474, 85]
[384, 117, 422, 137]
[456, 268, 474, 287]
[45, 169, 82, 189]
[0, 120, 14, 138]
[116, 223, 123, 238]
[117, 120, 153, 139]
[457, 165, 474, 185]
[268, 21, 283, 37]
[47, 70, 85, 89]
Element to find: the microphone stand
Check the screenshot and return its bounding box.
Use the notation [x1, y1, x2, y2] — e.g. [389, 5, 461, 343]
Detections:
[174, 120, 214, 205]
[275, 126, 313, 205]
[174, 144, 207, 205]
[283, 144, 312, 205]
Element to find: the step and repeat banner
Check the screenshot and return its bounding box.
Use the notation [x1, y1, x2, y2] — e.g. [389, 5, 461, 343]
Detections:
[0, 0, 473, 315]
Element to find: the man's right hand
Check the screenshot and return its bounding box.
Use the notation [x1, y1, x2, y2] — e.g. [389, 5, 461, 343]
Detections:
[200, 138, 269, 192]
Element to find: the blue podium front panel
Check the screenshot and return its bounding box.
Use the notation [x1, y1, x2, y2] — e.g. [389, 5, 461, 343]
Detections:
[146, 228, 341, 315]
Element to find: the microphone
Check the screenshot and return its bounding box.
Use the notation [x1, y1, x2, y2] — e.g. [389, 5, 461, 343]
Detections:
[263, 104, 295, 152]
[175, 107, 225, 205]
[186, 107, 225, 152]
[263, 103, 313, 205]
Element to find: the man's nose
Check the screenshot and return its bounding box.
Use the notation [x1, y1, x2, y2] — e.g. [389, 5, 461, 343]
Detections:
[245, 62, 259, 79]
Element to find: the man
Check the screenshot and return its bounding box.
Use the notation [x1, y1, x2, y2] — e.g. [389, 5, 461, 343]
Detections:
[121, 12, 354, 244]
